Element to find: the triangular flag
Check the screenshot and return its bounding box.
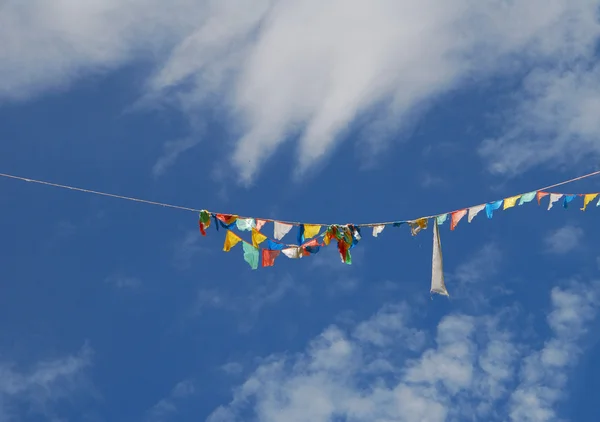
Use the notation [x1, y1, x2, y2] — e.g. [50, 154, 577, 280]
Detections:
[223, 230, 242, 252]
[503, 195, 520, 210]
[408, 218, 428, 236]
[450, 209, 467, 231]
[372, 225, 385, 237]
[431, 219, 448, 297]
[581, 194, 598, 211]
[563, 195, 576, 209]
[537, 192, 549, 205]
[216, 214, 238, 227]
[274, 222, 293, 240]
[519, 191, 536, 205]
[267, 239, 285, 250]
[251, 228, 268, 248]
[486, 200, 503, 219]
[468, 204, 485, 223]
[261, 249, 280, 267]
[236, 218, 256, 231]
[303, 224, 321, 239]
[282, 247, 303, 259]
[548, 193, 562, 210]
[436, 214, 448, 226]
[255, 219, 267, 231]
[242, 242, 259, 270]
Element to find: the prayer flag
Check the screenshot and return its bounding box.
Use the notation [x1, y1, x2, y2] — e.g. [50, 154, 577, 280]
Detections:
[537, 192, 549, 205]
[563, 195, 576, 209]
[468, 204, 485, 223]
[223, 230, 242, 252]
[236, 218, 256, 231]
[436, 214, 448, 226]
[503, 195, 520, 210]
[408, 218, 428, 236]
[274, 222, 293, 240]
[304, 224, 321, 239]
[251, 228, 268, 248]
[519, 192, 537, 205]
[548, 194, 562, 210]
[485, 200, 503, 219]
[581, 194, 598, 211]
[255, 219, 267, 231]
[372, 225, 385, 237]
[262, 249, 280, 267]
[450, 209, 467, 231]
[242, 242, 259, 269]
[431, 219, 448, 296]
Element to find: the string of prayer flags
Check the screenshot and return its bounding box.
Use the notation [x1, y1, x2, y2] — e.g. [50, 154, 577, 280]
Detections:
[196, 184, 600, 295]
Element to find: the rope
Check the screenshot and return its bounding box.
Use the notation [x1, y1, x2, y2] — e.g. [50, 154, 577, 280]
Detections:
[1, 170, 600, 227]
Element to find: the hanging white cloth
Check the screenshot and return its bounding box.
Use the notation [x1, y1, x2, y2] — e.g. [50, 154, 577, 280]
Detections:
[431, 219, 449, 296]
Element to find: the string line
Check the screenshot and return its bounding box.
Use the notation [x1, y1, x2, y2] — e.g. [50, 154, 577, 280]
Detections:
[2, 170, 600, 228]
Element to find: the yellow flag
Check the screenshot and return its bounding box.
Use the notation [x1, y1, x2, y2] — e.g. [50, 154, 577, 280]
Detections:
[251, 228, 268, 248]
[223, 230, 242, 252]
[503, 195, 520, 210]
[304, 224, 321, 239]
[581, 193, 598, 211]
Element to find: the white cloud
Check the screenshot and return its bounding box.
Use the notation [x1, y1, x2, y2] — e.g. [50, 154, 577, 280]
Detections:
[0, 343, 93, 421]
[146, 379, 196, 422]
[2, 1, 599, 181]
[207, 283, 600, 422]
[152, 137, 201, 178]
[544, 225, 584, 254]
[480, 63, 600, 176]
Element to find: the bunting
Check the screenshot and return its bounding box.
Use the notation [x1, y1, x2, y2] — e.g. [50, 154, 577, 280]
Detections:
[4, 170, 600, 298]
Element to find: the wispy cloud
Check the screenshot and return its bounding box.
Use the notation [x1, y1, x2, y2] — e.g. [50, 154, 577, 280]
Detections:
[544, 225, 584, 255]
[146, 379, 195, 422]
[207, 282, 600, 422]
[152, 137, 200, 177]
[104, 273, 142, 290]
[0, 343, 94, 421]
[2, 1, 598, 182]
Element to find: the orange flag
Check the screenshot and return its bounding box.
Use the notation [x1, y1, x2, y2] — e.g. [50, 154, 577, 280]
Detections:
[262, 249, 280, 267]
[537, 192, 549, 205]
[450, 209, 467, 231]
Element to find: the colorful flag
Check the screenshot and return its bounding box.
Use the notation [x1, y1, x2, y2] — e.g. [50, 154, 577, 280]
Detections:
[262, 249, 280, 267]
[304, 224, 321, 239]
[563, 195, 576, 209]
[255, 219, 267, 231]
[282, 247, 303, 259]
[468, 204, 485, 223]
[436, 214, 448, 226]
[199, 210, 211, 236]
[223, 230, 242, 252]
[581, 194, 598, 211]
[242, 242, 259, 269]
[450, 209, 467, 231]
[519, 191, 536, 205]
[251, 228, 268, 248]
[408, 218, 428, 236]
[267, 239, 285, 250]
[548, 194, 562, 210]
[372, 225, 385, 237]
[274, 222, 293, 240]
[485, 200, 503, 219]
[431, 219, 448, 296]
[236, 218, 256, 231]
[537, 192, 549, 205]
[503, 195, 520, 210]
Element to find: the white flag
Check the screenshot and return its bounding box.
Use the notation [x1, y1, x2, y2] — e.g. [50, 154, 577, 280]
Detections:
[274, 222, 293, 240]
[431, 220, 449, 297]
[372, 225, 385, 237]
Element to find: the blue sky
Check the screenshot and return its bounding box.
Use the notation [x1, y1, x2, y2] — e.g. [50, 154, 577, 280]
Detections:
[1, 1, 600, 421]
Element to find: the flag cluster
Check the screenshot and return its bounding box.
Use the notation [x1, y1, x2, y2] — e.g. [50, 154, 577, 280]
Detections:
[198, 190, 599, 294]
